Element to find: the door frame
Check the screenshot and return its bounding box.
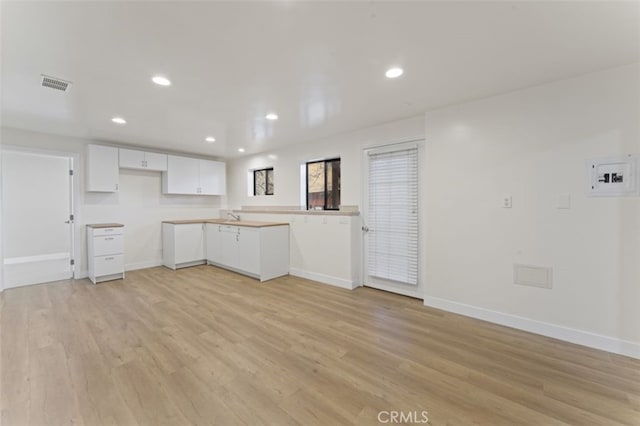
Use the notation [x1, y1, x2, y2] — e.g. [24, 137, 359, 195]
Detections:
[1, 145, 80, 287]
[361, 138, 426, 299]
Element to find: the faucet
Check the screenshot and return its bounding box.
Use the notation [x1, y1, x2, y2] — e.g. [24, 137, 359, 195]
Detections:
[227, 212, 240, 221]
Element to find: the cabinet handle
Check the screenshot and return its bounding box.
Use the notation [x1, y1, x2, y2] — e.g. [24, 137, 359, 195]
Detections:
[105, 237, 114, 241]
[105, 257, 114, 261]
[105, 229, 113, 232]
[115, 183, 119, 190]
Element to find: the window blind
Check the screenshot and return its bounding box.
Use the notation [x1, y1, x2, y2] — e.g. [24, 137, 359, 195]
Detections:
[367, 147, 418, 286]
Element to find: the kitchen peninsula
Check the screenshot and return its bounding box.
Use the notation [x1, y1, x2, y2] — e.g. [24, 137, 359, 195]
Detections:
[162, 219, 289, 282]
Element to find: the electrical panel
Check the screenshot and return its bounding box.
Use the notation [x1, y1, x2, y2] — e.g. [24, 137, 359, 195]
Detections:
[587, 155, 639, 197]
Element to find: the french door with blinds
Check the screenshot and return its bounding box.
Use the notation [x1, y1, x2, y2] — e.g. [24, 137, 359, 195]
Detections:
[362, 142, 421, 298]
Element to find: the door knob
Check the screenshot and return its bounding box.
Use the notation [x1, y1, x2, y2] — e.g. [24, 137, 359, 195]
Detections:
[362, 226, 369, 232]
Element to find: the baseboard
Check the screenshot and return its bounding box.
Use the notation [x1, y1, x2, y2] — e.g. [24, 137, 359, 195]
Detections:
[126, 259, 163, 271]
[424, 296, 640, 359]
[289, 268, 358, 290]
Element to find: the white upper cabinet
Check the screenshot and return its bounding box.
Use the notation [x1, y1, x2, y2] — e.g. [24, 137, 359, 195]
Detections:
[145, 152, 168, 171]
[86, 145, 222, 195]
[199, 159, 226, 195]
[162, 155, 200, 194]
[86, 144, 119, 192]
[162, 155, 226, 195]
[119, 148, 167, 171]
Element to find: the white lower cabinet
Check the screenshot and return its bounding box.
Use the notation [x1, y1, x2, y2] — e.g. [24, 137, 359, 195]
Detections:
[219, 226, 240, 270]
[237, 227, 260, 276]
[162, 223, 206, 269]
[205, 223, 289, 281]
[87, 224, 125, 284]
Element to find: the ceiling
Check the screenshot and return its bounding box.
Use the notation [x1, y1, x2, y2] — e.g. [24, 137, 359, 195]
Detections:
[2, 1, 639, 158]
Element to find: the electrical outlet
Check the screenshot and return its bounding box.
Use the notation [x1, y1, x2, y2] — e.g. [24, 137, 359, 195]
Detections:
[503, 195, 512, 208]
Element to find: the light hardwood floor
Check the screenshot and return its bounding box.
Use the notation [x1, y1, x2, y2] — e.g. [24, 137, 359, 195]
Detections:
[1, 266, 639, 425]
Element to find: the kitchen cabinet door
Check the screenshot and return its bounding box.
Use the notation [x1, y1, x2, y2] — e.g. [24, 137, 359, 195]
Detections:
[219, 226, 239, 270]
[174, 224, 204, 264]
[205, 224, 222, 264]
[199, 160, 226, 195]
[120, 148, 167, 171]
[163, 155, 199, 194]
[237, 227, 260, 275]
[86, 144, 119, 192]
[144, 151, 168, 171]
[119, 148, 145, 169]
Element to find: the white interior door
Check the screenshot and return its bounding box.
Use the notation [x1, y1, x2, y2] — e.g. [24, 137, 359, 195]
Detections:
[2, 150, 74, 288]
[362, 142, 421, 298]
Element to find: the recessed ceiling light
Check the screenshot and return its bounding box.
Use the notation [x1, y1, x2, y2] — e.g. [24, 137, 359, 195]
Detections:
[238, 148, 245, 153]
[152, 76, 171, 86]
[111, 117, 126, 125]
[385, 67, 404, 79]
[205, 136, 216, 143]
[265, 113, 279, 120]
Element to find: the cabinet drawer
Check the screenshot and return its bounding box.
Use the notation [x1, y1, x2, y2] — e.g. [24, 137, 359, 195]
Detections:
[94, 254, 124, 277]
[92, 227, 123, 237]
[93, 235, 124, 256]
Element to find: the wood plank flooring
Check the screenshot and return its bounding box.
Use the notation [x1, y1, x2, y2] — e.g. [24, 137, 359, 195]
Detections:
[1, 266, 639, 425]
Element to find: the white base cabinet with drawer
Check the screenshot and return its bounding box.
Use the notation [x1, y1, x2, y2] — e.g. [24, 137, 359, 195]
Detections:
[162, 222, 206, 270]
[205, 223, 289, 281]
[87, 224, 125, 284]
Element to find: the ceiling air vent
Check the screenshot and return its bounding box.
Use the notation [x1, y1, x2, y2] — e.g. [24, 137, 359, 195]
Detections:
[40, 74, 72, 92]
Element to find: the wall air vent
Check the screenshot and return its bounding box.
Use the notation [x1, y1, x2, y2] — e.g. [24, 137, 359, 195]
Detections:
[514, 264, 553, 289]
[40, 74, 72, 92]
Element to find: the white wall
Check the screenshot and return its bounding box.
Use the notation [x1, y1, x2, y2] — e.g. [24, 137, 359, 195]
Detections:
[227, 116, 425, 209]
[0, 127, 224, 286]
[424, 63, 640, 356]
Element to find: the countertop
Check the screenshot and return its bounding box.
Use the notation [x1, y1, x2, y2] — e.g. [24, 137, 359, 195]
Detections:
[162, 219, 289, 228]
[86, 223, 125, 228]
[232, 209, 360, 216]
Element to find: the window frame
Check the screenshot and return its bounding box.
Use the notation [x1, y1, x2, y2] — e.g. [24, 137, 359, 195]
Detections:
[253, 167, 274, 196]
[305, 158, 341, 210]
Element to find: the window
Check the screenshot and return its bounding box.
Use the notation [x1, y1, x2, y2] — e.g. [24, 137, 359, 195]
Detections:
[253, 168, 274, 196]
[306, 158, 340, 210]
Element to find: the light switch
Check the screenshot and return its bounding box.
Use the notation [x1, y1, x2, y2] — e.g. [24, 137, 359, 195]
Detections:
[502, 195, 512, 208]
